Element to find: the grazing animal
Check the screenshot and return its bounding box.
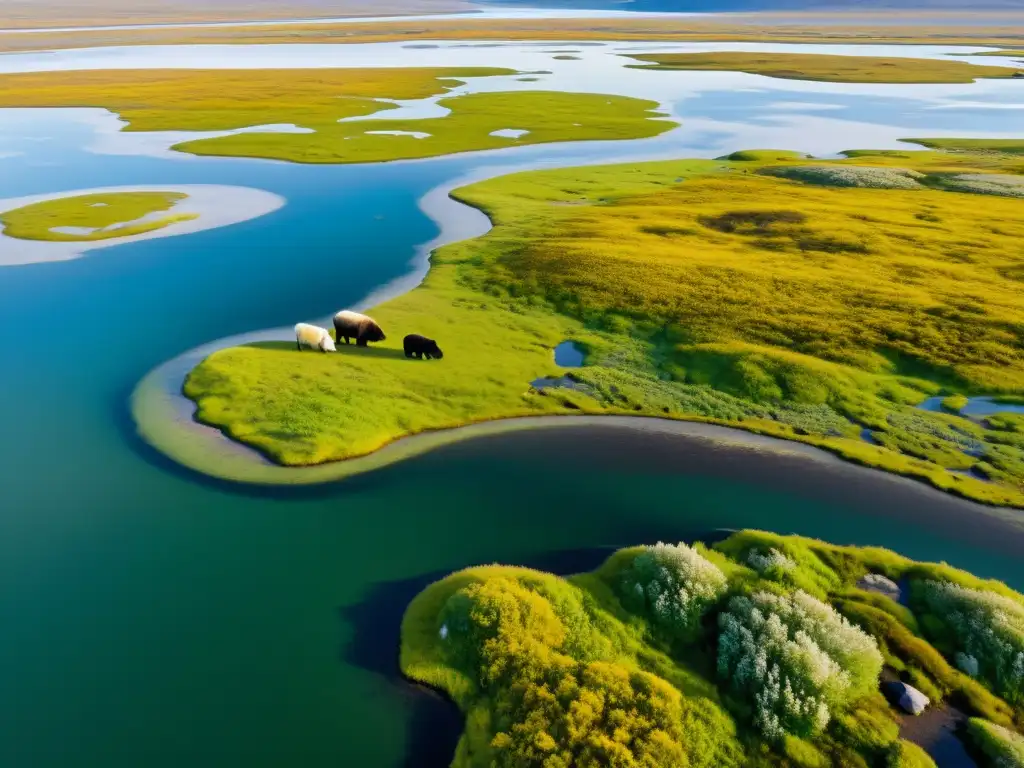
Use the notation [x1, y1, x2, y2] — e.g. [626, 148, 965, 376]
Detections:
[294, 323, 336, 353]
[333, 310, 386, 347]
[404, 334, 443, 360]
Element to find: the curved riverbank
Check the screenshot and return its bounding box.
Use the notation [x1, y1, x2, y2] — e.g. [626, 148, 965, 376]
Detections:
[159, 147, 1024, 505]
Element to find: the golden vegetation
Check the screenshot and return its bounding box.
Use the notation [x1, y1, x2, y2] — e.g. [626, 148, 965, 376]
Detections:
[0, 68, 510, 131]
[185, 146, 1024, 505]
[0, 69, 673, 164]
[627, 51, 1022, 83]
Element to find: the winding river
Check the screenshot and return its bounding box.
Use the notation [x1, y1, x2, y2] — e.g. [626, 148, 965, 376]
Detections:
[1, 36, 1024, 767]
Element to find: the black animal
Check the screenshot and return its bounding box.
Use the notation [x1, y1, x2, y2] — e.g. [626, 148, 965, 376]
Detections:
[332, 310, 386, 347]
[404, 334, 443, 360]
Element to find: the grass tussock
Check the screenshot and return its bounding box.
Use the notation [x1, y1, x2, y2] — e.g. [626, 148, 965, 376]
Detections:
[0, 191, 194, 242]
[186, 147, 1024, 506]
[626, 51, 1023, 83]
[400, 531, 1024, 767]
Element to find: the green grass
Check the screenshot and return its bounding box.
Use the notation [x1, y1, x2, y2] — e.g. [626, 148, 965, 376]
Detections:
[400, 531, 1024, 767]
[185, 146, 1024, 505]
[177, 91, 674, 164]
[625, 51, 1023, 83]
[0, 69, 675, 164]
[906, 138, 1024, 155]
[0, 191, 195, 242]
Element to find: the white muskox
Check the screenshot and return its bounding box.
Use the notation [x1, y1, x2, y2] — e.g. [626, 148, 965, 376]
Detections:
[294, 322, 336, 353]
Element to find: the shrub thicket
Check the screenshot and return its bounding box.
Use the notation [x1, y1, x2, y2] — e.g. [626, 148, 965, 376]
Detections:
[440, 575, 742, 768]
[966, 718, 1024, 768]
[919, 581, 1024, 706]
[717, 590, 883, 740]
[620, 542, 728, 640]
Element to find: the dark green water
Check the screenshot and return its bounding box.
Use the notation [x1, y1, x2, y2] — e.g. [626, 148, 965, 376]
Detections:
[2, 114, 1024, 768]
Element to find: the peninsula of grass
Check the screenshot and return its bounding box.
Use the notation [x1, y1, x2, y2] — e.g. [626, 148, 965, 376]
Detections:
[401, 530, 1024, 768]
[0, 69, 675, 164]
[0, 191, 195, 242]
[184, 143, 1024, 506]
[626, 51, 1023, 83]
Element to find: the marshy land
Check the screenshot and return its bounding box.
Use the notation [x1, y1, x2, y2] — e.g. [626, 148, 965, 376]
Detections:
[1, 19, 1024, 768]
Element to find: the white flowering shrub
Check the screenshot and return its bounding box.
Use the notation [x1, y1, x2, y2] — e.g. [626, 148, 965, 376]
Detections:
[747, 548, 797, 576]
[920, 580, 1024, 706]
[621, 542, 727, 640]
[761, 165, 925, 190]
[717, 590, 883, 740]
[945, 173, 1024, 199]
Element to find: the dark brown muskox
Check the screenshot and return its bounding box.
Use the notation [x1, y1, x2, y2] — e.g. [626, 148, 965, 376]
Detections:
[403, 334, 443, 360]
[332, 310, 386, 347]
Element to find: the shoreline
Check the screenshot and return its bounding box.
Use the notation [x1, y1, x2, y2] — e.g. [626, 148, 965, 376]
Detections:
[0, 184, 284, 266]
[131, 140, 1024, 504]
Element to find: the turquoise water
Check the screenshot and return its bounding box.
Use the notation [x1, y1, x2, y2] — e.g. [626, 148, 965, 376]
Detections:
[3, 69, 1024, 766]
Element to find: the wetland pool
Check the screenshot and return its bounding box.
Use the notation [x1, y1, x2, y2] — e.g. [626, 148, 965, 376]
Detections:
[2, 39, 1024, 768]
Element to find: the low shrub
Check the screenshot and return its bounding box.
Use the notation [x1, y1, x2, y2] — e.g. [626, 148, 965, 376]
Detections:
[886, 740, 937, 768]
[760, 165, 925, 190]
[919, 580, 1024, 706]
[620, 541, 728, 641]
[717, 590, 883, 740]
[966, 718, 1024, 768]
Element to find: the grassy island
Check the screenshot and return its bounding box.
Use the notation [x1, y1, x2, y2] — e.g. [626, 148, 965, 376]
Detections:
[0, 191, 195, 242]
[184, 141, 1024, 506]
[626, 51, 1023, 84]
[0, 69, 675, 164]
[401, 530, 1024, 767]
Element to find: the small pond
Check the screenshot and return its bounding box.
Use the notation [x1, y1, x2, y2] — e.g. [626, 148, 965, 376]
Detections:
[554, 340, 585, 367]
[917, 396, 1024, 417]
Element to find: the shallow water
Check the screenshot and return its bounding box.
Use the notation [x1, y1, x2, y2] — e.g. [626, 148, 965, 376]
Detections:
[554, 340, 585, 366]
[2, 40, 1024, 768]
[918, 395, 1024, 417]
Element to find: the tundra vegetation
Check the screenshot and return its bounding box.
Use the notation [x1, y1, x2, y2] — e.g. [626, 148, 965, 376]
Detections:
[0, 191, 195, 242]
[0, 69, 673, 164]
[400, 530, 1024, 768]
[185, 142, 1024, 506]
[625, 51, 1023, 84]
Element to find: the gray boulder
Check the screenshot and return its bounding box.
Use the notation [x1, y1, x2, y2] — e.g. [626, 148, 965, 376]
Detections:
[857, 573, 901, 602]
[895, 683, 930, 715]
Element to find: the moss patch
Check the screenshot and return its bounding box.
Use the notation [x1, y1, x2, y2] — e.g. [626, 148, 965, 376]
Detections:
[0, 191, 194, 242]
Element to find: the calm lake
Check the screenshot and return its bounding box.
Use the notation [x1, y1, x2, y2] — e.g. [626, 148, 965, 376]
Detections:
[1, 39, 1023, 767]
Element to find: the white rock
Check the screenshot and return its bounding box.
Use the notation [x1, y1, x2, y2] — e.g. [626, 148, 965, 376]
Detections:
[858, 573, 901, 601]
[896, 683, 930, 715]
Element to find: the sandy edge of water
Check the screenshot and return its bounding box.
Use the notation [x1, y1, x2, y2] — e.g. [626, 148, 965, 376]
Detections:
[0, 184, 285, 266]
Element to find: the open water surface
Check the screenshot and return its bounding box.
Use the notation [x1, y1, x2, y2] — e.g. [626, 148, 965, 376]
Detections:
[1, 39, 1023, 767]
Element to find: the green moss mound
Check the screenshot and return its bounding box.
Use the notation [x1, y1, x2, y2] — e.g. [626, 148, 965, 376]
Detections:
[401, 531, 1024, 767]
[0, 191, 195, 242]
